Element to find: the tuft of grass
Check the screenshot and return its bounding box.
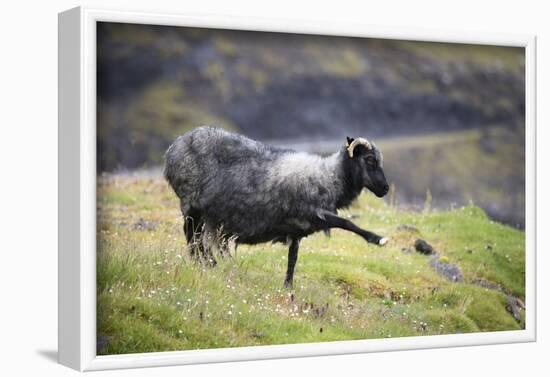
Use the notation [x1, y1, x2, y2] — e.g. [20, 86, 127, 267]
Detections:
[97, 174, 525, 355]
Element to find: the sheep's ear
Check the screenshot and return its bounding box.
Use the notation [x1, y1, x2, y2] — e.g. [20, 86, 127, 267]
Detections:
[346, 136, 354, 146]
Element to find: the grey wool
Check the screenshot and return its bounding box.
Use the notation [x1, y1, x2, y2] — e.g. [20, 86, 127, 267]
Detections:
[164, 126, 389, 287]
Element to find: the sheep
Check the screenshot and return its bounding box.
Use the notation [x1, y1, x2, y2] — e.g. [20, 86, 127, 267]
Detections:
[164, 126, 389, 288]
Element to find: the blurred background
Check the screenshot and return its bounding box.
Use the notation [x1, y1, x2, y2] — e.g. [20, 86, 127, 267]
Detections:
[97, 22, 525, 228]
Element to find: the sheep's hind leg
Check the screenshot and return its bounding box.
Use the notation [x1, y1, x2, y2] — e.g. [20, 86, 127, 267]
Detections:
[319, 212, 388, 246]
[183, 215, 202, 260]
[198, 225, 218, 267]
[183, 211, 216, 265]
[284, 238, 301, 289]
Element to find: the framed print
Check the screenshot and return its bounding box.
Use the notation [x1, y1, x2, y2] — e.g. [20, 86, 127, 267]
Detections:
[58, 6, 536, 371]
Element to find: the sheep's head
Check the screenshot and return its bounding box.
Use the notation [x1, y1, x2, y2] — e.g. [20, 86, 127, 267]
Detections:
[346, 136, 389, 198]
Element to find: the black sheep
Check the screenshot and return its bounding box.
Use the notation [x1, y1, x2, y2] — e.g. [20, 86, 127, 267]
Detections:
[164, 126, 389, 287]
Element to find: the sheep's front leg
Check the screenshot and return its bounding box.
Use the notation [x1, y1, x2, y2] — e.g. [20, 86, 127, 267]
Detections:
[284, 238, 300, 289]
[319, 212, 387, 245]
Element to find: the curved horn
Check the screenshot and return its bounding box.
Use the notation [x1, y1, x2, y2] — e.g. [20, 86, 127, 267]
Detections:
[347, 137, 372, 158]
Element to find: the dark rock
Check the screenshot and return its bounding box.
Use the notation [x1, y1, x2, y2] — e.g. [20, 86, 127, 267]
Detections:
[415, 239, 434, 255]
[506, 296, 525, 322]
[471, 278, 502, 292]
[430, 256, 464, 282]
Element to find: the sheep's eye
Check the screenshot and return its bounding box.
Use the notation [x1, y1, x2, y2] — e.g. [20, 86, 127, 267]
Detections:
[366, 156, 376, 166]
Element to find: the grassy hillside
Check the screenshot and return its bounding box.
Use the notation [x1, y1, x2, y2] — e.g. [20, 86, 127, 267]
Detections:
[97, 174, 525, 355]
[97, 22, 524, 171]
[378, 126, 525, 227]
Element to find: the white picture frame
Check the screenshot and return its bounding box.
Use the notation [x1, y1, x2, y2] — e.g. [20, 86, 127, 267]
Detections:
[58, 5, 537, 371]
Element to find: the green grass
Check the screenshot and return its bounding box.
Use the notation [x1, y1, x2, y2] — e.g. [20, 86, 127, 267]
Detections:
[97, 175, 525, 355]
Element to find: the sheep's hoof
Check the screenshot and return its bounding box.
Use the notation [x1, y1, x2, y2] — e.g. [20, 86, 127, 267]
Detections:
[379, 237, 389, 246]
